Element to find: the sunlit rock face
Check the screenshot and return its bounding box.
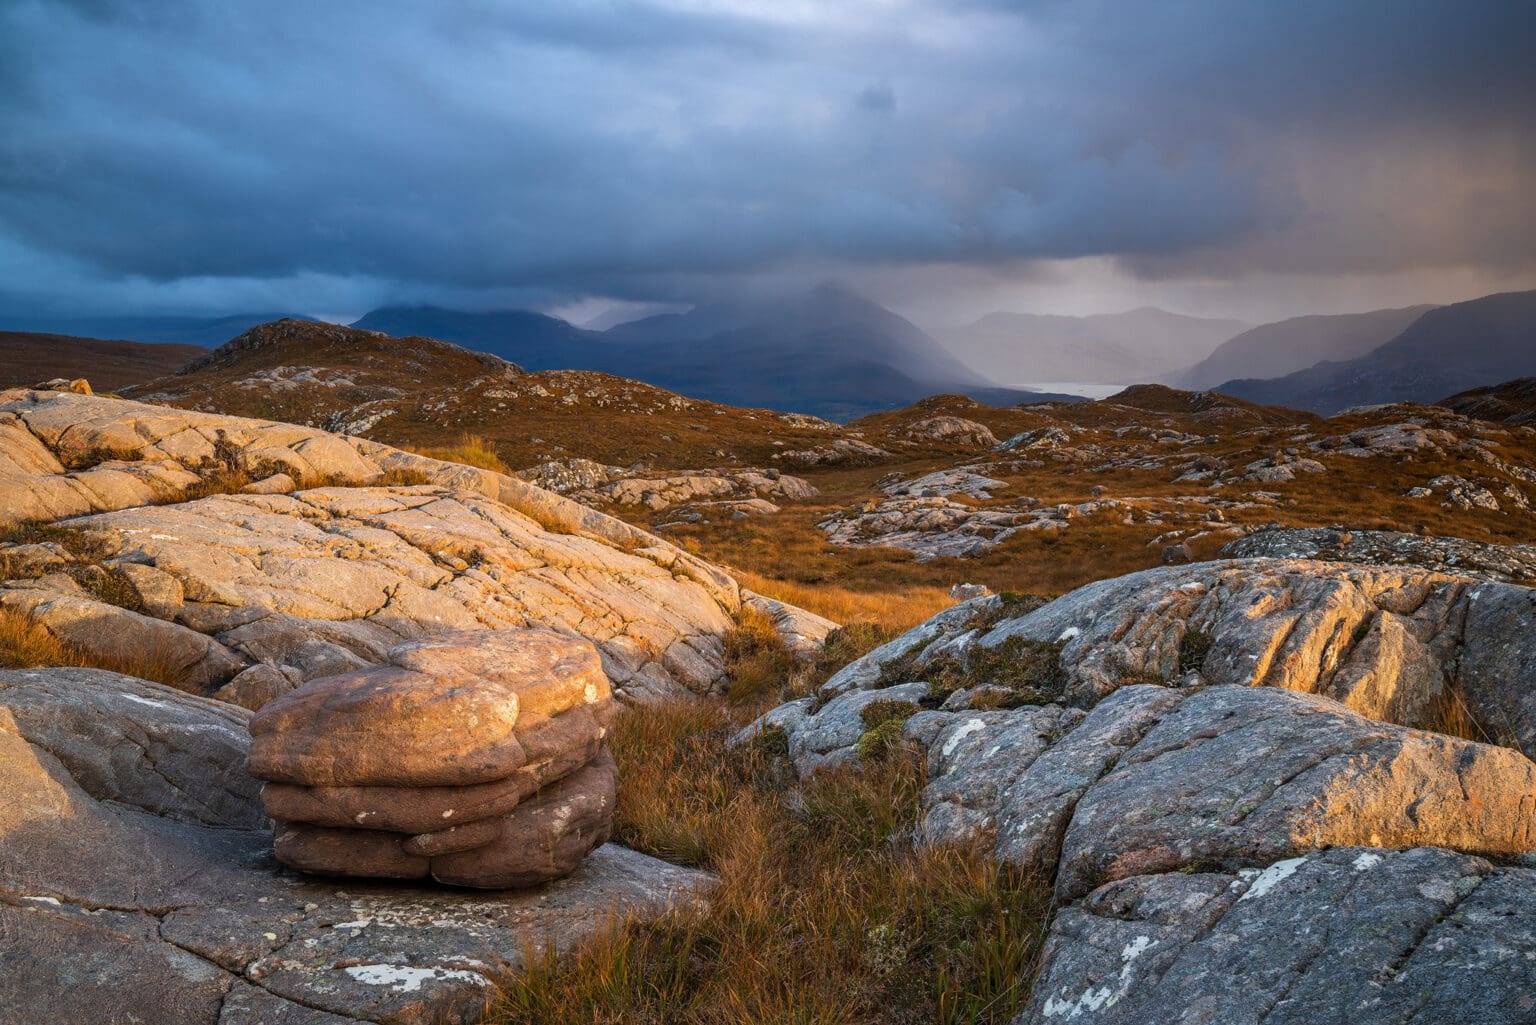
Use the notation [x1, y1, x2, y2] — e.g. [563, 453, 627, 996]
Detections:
[0, 389, 775, 705]
[740, 556, 1536, 1024]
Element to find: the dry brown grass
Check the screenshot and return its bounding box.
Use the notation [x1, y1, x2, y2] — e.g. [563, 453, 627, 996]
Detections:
[406, 432, 508, 472]
[734, 569, 954, 632]
[0, 606, 188, 688]
[489, 693, 1051, 1025]
[1419, 685, 1519, 749]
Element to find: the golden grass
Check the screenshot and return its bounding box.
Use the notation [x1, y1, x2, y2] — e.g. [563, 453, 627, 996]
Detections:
[734, 569, 954, 632]
[406, 432, 507, 473]
[489, 693, 1051, 1025]
[0, 606, 188, 689]
[1418, 685, 1520, 749]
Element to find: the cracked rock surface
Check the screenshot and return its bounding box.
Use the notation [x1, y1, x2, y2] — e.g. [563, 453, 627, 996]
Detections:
[0, 390, 804, 704]
[742, 555, 1536, 1022]
[0, 667, 709, 1025]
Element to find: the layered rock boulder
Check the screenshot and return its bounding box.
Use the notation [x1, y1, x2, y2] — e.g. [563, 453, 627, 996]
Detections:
[0, 663, 708, 1025]
[249, 629, 618, 888]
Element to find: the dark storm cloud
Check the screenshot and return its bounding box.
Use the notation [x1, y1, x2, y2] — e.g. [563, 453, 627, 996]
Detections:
[0, 0, 1533, 315]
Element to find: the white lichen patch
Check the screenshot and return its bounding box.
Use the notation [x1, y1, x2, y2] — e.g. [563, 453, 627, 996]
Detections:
[1352, 852, 1384, 872]
[1238, 856, 1308, 902]
[942, 718, 988, 758]
[342, 963, 488, 993]
[1043, 985, 1115, 1018]
[120, 694, 174, 710]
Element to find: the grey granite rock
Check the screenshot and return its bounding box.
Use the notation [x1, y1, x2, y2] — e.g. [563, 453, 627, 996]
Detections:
[1018, 847, 1536, 1025]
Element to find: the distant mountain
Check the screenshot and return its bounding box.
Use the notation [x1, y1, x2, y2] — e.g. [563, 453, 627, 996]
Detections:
[1439, 377, 1536, 425]
[1096, 384, 1311, 426]
[350, 307, 597, 369]
[126, 317, 894, 468]
[938, 307, 1251, 386]
[1218, 290, 1536, 415]
[1173, 305, 1438, 390]
[353, 285, 1055, 419]
[0, 313, 316, 348]
[0, 331, 204, 391]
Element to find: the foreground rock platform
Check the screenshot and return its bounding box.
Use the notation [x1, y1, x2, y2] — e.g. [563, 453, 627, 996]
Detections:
[0, 666, 709, 1025]
[741, 553, 1536, 1023]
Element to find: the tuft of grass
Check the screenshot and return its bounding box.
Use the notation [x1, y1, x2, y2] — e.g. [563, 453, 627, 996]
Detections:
[723, 605, 803, 706]
[0, 606, 187, 688]
[61, 445, 143, 470]
[373, 466, 438, 487]
[860, 698, 922, 731]
[407, 433, 507, 473]
[733, 568, 955, 633]
[814, 622, 901, 679]
[1418, 685, 1518, 749]
[489, 695, 1052, 1025]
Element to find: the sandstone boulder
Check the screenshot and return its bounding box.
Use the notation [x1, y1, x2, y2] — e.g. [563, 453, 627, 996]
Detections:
[0, 665, 708, 1025]
[250, 629, 619, 889]
[249, 630, 610, 787]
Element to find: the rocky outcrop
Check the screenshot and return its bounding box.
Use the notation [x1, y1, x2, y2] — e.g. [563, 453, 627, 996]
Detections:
[1222, 525, 1536, 585]
[1020, 847, 1536, 1025]
[0, 390, 828, 703]
[0, 665, 709, 1025]
[248, 629, 618, 888]
[900, 415, 999, 448]
[740, 590, 838, 660]
[740, 554, 1536, 1022]
[585, 468, 816, 511]
[771, 437, 890, 466]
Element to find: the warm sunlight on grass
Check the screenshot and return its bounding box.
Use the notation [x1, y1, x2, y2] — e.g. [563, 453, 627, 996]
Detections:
[406, 432, 508, 473]
[734, 568, 954, 631]
[0, 606, 188, 689]
[489, 696, 1050, 1025]
[486, 617, 1050, 1025]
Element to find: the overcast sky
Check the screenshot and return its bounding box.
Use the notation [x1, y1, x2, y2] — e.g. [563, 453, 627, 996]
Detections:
[2, 0, 1534, 327]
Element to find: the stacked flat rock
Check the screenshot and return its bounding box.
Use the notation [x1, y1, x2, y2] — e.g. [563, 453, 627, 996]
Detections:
[247, 628, 619, 888]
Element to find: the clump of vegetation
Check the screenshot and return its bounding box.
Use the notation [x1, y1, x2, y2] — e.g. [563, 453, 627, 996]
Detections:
[371, 466, 438, 487]
[0, 522, 146, 611]
[491, 693, 1051, 1025]
[992, 591, 1051, 621]
[860, 698, 922, 731]
[1177, 629, 1213, 675]
[60, 445, 143, 471]
[815, 621, 901, 678]
[875, 635, 1067, 710]
[407, 433, 507, 473]
[0, 607, 186, 688]
[1419, 685, 1518, 749]
[857, 698, 923, 762]
[723, 605, 802, 706]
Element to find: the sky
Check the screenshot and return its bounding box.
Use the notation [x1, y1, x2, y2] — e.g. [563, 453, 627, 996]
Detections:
[2, 0, 1534, 328]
